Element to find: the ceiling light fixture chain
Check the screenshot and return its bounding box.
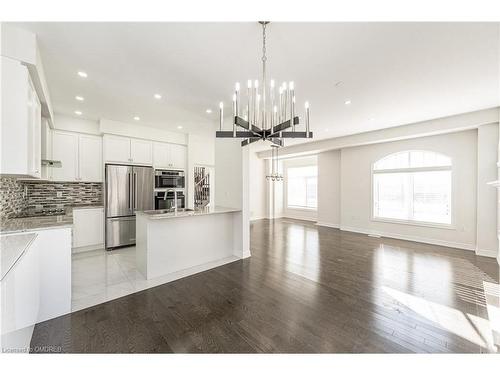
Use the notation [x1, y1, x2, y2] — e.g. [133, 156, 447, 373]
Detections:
[215, 21, 313, 147]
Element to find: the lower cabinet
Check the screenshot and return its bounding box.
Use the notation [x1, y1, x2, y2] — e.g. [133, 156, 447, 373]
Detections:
[0, 227, 71, 352]
[72, 208, 104, 251]
[0, 236, 40, 352]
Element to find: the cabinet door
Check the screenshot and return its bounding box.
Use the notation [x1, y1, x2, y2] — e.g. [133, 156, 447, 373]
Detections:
[103, 135, 131, 163]
[78, 135, 102, 182]
[152, 142, 169, 168]
[169, 143, 187, 169]
[51, 131, 78, 181]
[0, 56, 29, 176]
[0, 238, 39, 338]
[73, 208, 104, 248]
[40, 118, 52, 180]
[130, 138, 152, 165]
[27, 80, 41, 179]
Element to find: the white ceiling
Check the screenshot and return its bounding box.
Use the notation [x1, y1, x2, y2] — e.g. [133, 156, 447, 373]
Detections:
[13, 22, 500, 147]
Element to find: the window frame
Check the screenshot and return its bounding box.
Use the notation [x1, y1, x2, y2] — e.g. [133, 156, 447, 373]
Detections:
[370, 150, 455, 230]
[284, 164, 318, 211]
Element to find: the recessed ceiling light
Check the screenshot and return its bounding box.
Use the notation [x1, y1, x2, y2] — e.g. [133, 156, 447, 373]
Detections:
[206, 109, 212, 114]
[74, 110, 82, 116]
[177, 126, 183, 129]
[133, 116, 140, 121]
[154, 94, 162, 100]
[77, 71, 88, 78]
[344, 100, 351, 105]
[75, 95, 84, 101]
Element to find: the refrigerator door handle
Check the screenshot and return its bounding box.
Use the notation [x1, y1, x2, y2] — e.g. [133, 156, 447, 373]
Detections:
[134, 172, 137, 210]
[128, 173, 132, 210]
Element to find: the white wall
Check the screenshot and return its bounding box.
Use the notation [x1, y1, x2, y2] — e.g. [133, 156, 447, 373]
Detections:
[317, 150, 341, 227]
[249, 148, 267, 220]
[214, 138, 250, 259]
[282, 156, 318, 221]
[215, 138, 243, 209]
[340, 130, 478, 250]
[476, 123, 499, 257]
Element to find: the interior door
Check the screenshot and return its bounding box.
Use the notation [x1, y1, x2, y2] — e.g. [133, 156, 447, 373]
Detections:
[132, 166, 154, 212]
[106, 165, 133, 217]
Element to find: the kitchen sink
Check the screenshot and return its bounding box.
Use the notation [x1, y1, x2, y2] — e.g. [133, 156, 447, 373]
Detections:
[145, 208, 195, 215]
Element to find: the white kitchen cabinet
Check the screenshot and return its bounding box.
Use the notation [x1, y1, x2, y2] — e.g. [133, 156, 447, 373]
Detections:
[40, 118, 53, 180]
[130, 138, 153, 165]
[0, 56, 41, 178]
[1, 235, 40, 351]
[72, 208, 104, 251]
[103, 135, 131, 163]
[35, 227, 72, 323]
[153, 141, 186, 170]
[169, 143, 187, 169]
[27, 78, 42, 179]
[103, 135, 152, 165]
[51, 131, 78, 181]
[78, 135, 102, 182]
[51, 131, 102, 182]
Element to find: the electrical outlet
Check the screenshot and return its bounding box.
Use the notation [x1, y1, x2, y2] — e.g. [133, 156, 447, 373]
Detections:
[57, 191, 63, 198]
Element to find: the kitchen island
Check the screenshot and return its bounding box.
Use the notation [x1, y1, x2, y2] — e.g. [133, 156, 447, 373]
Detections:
[136, 207, 248, 280]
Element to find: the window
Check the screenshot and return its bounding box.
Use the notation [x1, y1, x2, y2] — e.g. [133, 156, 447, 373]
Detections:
[373, 150, 452, 225]
[287, 165, 318, 209]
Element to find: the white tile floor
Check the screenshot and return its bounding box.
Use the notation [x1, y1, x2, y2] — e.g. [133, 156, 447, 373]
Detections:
[71, 246, 239, 312]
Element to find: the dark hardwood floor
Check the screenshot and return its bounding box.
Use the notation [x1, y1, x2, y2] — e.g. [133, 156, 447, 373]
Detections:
[31, 218, 500, 353]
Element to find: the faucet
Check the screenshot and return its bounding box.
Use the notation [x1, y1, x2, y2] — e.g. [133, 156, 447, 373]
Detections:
[165, 189, 178, 213]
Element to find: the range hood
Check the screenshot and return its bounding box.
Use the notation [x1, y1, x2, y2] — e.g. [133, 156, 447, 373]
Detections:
[41, 159, 62, 168]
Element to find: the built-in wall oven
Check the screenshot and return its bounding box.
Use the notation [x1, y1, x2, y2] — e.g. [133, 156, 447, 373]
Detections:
[154, 190, 185, 210]
[155, 170, 185, 189]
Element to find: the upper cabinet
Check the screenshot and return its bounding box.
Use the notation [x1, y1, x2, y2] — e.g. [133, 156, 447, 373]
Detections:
[0, 56, 41, 178]
[131, 138, 153, 165]
[153, 142, 187, 170]
[78, 135, 102, 182]
[103, 135, 131, 163]
[52, 131, 102, 182]
[103, 135, 152, 165]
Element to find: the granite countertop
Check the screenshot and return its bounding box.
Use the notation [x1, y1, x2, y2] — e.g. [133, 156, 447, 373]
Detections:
[0, 214, 73, 235]
[0, 232, 37, 280]
[136, 206, 241, 220]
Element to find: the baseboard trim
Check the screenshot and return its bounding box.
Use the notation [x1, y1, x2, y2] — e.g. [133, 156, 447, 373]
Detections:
[282, 215, 317, 222]
[339, 225, 476, 251]
[316, 221, 340, 229]
[72, 243, 104, 254]
[475, 248, 499, 258]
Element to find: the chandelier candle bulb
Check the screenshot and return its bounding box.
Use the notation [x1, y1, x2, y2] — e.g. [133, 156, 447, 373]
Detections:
[305, 101, 310, 137]
[232, 94, 237, 136]
[235, 82, 240, 116]
[291, 95, 296, 131]
[247, 80, 252, 125]
[219, 102, 224, 131]
[256, 94, 261, 127]
[254, 80, 259, 126]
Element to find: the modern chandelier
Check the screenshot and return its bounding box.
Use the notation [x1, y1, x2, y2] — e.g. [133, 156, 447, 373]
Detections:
[216, 21, 312, 147]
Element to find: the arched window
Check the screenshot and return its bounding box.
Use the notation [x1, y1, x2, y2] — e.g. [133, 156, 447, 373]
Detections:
[372, 150, 452, 225]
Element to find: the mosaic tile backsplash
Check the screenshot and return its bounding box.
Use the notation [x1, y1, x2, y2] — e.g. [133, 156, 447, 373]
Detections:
[25, 181, 103, 209]
[0, 177, 103, 218]
[0, 177, 27, 219]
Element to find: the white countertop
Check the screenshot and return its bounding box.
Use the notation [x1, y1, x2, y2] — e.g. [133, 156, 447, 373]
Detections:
[0, 232, 37, 280]
[136, 206, 241, 220]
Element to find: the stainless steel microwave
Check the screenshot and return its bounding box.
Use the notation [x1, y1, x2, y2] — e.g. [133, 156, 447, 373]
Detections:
[155, 169, 185, 189]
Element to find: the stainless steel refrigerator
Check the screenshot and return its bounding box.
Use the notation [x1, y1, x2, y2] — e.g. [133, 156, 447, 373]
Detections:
[105, 164, 154, 249]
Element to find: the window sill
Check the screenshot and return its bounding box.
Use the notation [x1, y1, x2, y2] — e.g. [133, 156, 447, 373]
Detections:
[370, 217, 455, 230]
